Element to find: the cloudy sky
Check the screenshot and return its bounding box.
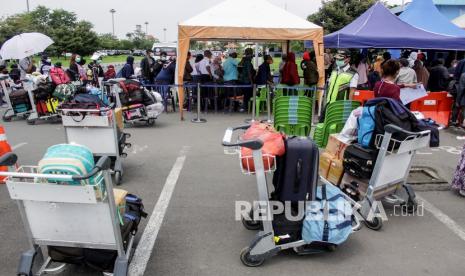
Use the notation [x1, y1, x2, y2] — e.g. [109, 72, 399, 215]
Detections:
[0, 0, 408, 41]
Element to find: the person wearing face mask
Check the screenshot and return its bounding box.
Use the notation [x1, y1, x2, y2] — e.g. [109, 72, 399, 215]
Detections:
[68, 54, 81, 81]
[88, 55, 104, 86]
[326, 50, 359, 105]
[153, 52, 168, 80]
[140, 49, 156, 84]
[40, 54, 52, 76]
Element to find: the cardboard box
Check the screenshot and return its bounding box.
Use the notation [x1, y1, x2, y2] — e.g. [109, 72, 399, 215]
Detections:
[115, 107, 124, 130]
[325, 134, 351, 160]
[327, 158, 344, 186]
[319, 152, 333, 178]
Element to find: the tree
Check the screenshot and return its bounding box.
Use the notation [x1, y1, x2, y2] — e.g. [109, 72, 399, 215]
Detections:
[98, 33, 120, 49]
[308, 0, 377, 34]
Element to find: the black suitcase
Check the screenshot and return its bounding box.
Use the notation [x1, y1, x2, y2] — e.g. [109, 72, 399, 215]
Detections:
[343, 144, 379, 179]
[272, 213, 303, 244]
[272, 136, 319, 203]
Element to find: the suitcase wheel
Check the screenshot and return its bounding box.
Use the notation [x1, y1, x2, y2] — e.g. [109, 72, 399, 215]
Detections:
[240, 247, 265, 267]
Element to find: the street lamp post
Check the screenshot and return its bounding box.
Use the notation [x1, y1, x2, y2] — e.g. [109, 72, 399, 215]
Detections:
[110, 9, 116, 36]
[26, 0, 30, 12]
[144, 22, 149, 34]
[163, 28, 167, 42]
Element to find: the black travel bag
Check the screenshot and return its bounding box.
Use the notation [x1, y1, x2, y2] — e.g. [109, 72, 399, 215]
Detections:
[272, 213, 303, 244]
[343, 144, 379, 179]
[48, 194, 147, 272]
[272, 136, 319, 203]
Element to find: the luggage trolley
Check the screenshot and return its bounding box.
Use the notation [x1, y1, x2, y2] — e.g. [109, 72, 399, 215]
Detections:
[60, 105, 131, 185]
[0, 76, 34, 122]
[0, 154, 134, 276]
[354, 124, 431, 230]
[25, 79, 61, 125]
[222, 125, 361, 267]
[105, 79, 162, 126]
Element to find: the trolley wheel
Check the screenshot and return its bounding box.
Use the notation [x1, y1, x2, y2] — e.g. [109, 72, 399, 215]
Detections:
[146, 118, 155, 126]
[125, 143, 132, 149]
[2, 113, 12, 122]
[326, 244, 337, 252]
[114, 171, 122, 185]
[401, 200, 418, 214]
[241, 210, 262, 230]
[17, 271, 32, 276]
[26, 119, 36, 125]
[240, 247, 265, 267]
[364, 217, 383, 231]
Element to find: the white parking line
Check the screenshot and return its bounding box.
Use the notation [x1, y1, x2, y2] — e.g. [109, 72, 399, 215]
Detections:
[417, 195, 465, 241]
[128, 146, 190, 276]
[12, 142, 27, 150]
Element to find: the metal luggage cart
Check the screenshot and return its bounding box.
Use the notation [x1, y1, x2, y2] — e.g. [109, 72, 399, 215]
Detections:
[104, 79, 159, 126]
[0, 154, 133, 276]
[0, 76, 34, 122]
[60, 106, 131, 185]
[357, 124, 431, 230]
[222, 125, 361, 267]
[24, 79, 61, 125]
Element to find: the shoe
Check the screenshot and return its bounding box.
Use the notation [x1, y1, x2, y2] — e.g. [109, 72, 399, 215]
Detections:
[239, 108, 245, 113]
[459, 190, 465, 197]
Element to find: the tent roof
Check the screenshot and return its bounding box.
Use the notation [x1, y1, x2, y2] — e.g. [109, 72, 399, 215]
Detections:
[452, 13, 465, 29]
[399, 0, 465, 37]
[324, 2, 465, 50]
[180, 0, 321, 30]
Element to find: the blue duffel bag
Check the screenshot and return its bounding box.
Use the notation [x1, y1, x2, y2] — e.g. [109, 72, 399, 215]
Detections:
[302, 184, 353, 245]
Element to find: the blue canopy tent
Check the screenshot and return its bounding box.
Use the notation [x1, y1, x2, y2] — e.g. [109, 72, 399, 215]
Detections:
[399, 0, 465, 37]
[323, 2, 465, 50]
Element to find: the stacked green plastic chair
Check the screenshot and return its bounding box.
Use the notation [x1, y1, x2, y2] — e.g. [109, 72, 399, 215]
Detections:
[312, 100, 361, 147]
[248, 86, 269, 117]
[273, 95, 313, 136]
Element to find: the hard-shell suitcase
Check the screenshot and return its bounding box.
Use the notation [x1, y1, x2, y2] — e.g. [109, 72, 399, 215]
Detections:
[36, 100, 48, 115]
[46, 98, 59, 114]
[343, 144, 378, 179]
[272, 136, 319, 203]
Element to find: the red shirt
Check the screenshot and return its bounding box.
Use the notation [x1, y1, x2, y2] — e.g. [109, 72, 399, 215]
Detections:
[373, 81, 404, 102]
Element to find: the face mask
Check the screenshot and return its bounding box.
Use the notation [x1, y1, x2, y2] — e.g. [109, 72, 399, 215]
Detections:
[150, 53, 155, 57]
[335, 60, 345, 68]
[96, 60, 102, 64]
[161, 56, 167, 61]
[76, 57, 81, 63]
[46, 59, 51, 63]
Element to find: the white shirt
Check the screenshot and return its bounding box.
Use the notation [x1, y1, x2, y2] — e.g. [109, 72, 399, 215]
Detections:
[197, 57, 211, 75]
[339, 64, 359, 88]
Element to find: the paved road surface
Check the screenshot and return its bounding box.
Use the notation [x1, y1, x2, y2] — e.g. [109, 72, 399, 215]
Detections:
[0, 112, 464, 275]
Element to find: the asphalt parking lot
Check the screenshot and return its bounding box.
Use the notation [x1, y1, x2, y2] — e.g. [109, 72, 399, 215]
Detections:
[1, 111, 464, 275]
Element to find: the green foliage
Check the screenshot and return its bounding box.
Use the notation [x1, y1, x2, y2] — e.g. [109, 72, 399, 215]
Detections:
[308, 0, 378, 34]
[0, 5, 156, 58]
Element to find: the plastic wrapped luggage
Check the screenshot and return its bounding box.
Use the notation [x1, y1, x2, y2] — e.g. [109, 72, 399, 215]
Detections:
[36, 100, 48, 115]
[343, 144, 378, 179]
[123, 104, 146, 120]
[46, 98, 59, 113]
[272, 136, 319, 203]
[119, 89, 144, 106]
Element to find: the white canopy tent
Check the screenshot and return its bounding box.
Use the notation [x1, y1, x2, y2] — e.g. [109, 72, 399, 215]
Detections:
[176, 0, 324, 120]
[452, 14, 465, 29]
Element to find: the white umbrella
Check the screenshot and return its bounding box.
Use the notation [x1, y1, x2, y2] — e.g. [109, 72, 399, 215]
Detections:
[0, 32, 54, 60]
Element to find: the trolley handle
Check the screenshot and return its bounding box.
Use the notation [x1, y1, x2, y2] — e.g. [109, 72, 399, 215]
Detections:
[71, 155, 112, 181]
[384, 124, 430, 138]
[222, 126, 263, 150]
[0, 152, 17, 166]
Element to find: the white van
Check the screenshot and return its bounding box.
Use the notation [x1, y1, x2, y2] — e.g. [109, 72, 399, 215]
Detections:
[152, 42, 177, 60]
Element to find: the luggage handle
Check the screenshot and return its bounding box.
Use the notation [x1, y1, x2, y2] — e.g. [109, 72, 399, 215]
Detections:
[384, 124, 430, 138]
[0, 152, 18, 166]
[67, 111, 87, 122]
[222, 125, 264, 150]
[71, 156, 111, 181]
[293, 159, 302, 193]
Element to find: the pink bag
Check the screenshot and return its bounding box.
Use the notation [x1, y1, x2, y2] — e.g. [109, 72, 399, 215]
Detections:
[50, 67, 71, 85]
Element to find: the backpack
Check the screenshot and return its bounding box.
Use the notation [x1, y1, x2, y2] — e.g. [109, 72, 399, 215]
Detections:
[50, 67, 71, 85]
[53, 83, 76, 101]
[302, 184, 353, 245]
[357, 106, 376, 148]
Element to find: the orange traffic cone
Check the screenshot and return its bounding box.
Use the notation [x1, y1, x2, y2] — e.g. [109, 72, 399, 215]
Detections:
[0, 125, 12, 184]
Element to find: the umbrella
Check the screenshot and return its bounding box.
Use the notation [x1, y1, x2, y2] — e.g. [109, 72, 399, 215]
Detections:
[0, 32, 54, 60]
